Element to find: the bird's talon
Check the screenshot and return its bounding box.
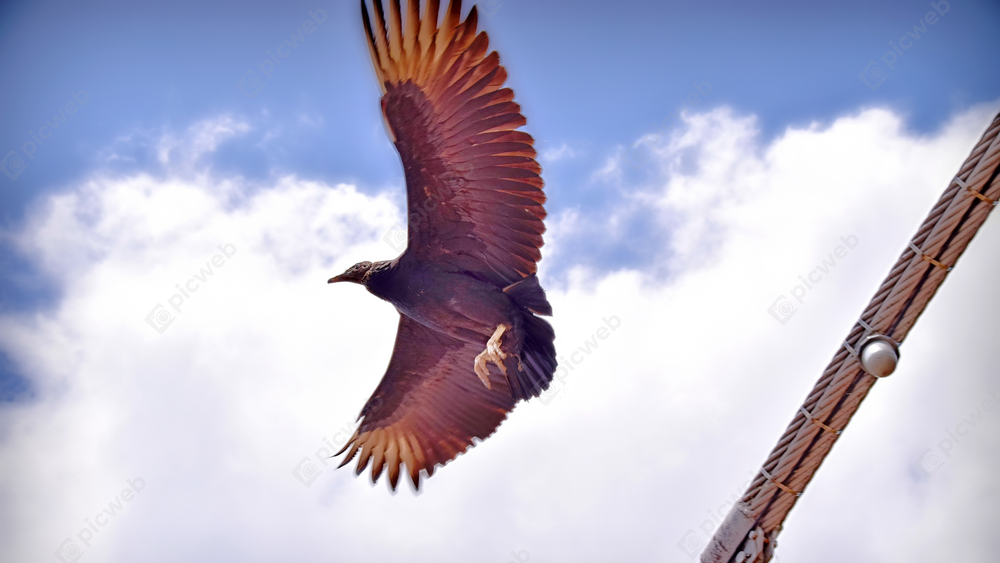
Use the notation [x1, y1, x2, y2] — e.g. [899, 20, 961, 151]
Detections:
[473, 324, 510, 388]
[474, 363, 492, 389]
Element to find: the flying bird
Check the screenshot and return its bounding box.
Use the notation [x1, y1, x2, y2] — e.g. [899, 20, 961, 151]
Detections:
[327, 0, 556, 490]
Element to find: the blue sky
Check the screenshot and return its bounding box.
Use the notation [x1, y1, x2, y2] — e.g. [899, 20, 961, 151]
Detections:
[2, 0, 998, 308]
[3, 0, 998, 209]
[1, 1, 999, 562]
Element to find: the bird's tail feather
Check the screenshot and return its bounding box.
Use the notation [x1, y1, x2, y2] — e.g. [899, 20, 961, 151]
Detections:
[519, 313, 556, 398]
[502, 275, 556, 401]
[502, 274, 552, 316]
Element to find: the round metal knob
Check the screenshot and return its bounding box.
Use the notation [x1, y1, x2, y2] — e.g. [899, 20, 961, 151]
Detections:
[859, 335, 899, 377]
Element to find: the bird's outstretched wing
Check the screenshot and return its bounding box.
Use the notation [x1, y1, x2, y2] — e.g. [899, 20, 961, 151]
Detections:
[362, 0, 546, 286]
[337, 314, 517, 490]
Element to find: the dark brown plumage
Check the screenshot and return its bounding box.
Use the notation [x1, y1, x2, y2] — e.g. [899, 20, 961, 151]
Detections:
[326, 0, 556, 490]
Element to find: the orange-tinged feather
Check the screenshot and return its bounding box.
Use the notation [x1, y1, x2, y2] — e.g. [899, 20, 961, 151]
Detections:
[419, 0, 439, 60]
[388, 0, 404, 68]
[385, 435, 401, 489]
[403, 0, 420, 75]
[435, 1, 462, 64]
[370, 429, 388, 481]
[371, 1, 396, 83]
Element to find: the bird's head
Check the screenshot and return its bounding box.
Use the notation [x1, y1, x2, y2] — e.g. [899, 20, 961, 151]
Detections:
[328, 261, 373, 285]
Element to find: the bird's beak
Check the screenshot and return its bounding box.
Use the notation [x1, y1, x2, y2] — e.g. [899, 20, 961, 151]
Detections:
[327, 274, 347, 284]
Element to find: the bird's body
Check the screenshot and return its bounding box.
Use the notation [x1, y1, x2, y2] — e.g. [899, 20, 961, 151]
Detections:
[328, 0, 556, 490]
[360, 258, 515, 343]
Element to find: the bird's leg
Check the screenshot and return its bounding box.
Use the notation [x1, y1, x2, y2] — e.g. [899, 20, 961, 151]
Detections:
[474, 324, 510, 389]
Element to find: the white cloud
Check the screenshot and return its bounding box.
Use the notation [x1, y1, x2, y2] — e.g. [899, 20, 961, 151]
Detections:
[94, 115, 254, 175]
[540, 142, 577, 163]
[1, 103, 999, 563]
[156, 115, 252, 166]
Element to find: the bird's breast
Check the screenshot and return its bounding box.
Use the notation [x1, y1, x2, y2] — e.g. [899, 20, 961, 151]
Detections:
[378, 269, 512, 342]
